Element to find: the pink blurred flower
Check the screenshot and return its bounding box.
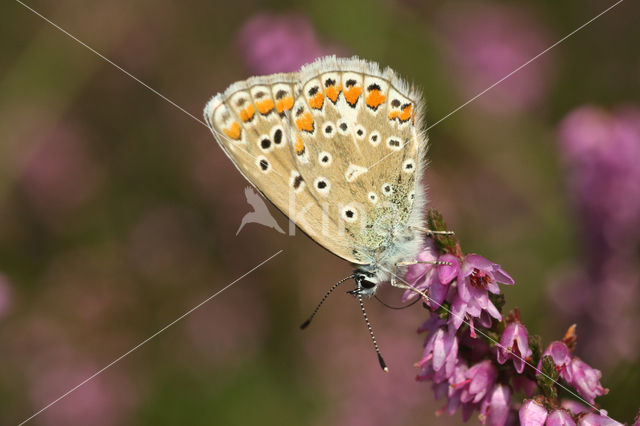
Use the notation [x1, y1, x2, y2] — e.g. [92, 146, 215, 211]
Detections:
[546, 409, 576, 426]
[439, 3, 553, 114]
[496, 321, 532, 374]
[537, 341, 572, 381]
[0, 273, 12, 319]
[236, 13, 343, 74]
[479, 384, 511, 426]
[578, 412, 622, 426]
[520, 399, 548, 426]
[459, 360, 497, 404]
[566, 358, 607, 404]
[558, 106, 640, 249]
[18, 123, 102, 223]
[416, 323, 458, 380]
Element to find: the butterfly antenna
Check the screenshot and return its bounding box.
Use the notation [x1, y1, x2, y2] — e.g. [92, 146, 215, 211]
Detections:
[300, 274, 354, 330]
[374, 295, 421, 310]
[358, 295, 389, 373]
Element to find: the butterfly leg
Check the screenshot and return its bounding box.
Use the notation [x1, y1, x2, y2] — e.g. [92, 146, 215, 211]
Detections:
[396, 260, 452, 267]
[388, 263, 431, 301]
[409, 226, 455, 237]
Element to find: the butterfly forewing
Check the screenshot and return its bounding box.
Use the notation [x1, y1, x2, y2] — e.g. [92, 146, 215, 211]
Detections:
[204, 72, 362, 264]
[205, 57, 427, 268]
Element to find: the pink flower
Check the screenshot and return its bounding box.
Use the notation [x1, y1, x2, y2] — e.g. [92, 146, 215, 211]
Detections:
[458, 254, 515, 303]
[236, 13, 342, 74]
[520, 399, 548, 426]
[403, 246, 457, 309]
[439, 3, 553, 114]
[546, 409, 576, 426]
[479, 384, 511, 426]
[459, 360, 497, 404]
[497, 322, 532, 374]
[567, 358, 607, 404]
[537, 341, 573, 381]
[416, 324, 458, 380]
[0, 274, 12, 320]
[578, 412, 622, 426]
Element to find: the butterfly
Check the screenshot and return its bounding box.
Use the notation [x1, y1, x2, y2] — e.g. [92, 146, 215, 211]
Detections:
[204, 56, 444, 370]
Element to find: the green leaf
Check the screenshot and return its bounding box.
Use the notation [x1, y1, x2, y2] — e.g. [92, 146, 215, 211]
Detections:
[426, 209, 457, 253]
[536, 355, 559, 401]
[529, 334, 543, 367]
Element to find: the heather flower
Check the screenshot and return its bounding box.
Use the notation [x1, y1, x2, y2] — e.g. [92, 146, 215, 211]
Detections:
[567, 358, 607, 404]
[546, 409, 576, 426]
[403, 246, 456, 308]
[497, 321, 532, 374]
[236, 13, 341, 75]
[578, 412, 622, 426]
[416, 324, 458, 379]
[0, 274, 12, 320]
[458, 254, 515, 303]
[479, 384, 511, 426]
[459, 360, 497, 404]
[537, 341, 573, 381]
[439, 3, 552, 114]
[520, 400, 548, 426]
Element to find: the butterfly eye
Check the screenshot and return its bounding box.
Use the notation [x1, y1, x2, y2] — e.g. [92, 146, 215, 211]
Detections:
[402, 158, 415, 173]
[323, 122, 335, 137]
[271, 127, 283, 145]
[318, 151, 332, 167]
[314, 177, 331, 195]
[256, 156, 270, 173]
[386, 137, 402, 151]
[361, 280, 376, 289]
[259, 137, 272, 152]
[341, 206, 358, 223]
[369, 131, 380, 147]
[337, 119, 349, 135]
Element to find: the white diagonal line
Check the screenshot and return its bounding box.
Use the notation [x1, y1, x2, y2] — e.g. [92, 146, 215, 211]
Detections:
[13, 0, 292, 183]
[17, 250, 284, 426]
[368, 0, 624, 171]
[381, 265, 613, 420]
[13, 0, 207, 128]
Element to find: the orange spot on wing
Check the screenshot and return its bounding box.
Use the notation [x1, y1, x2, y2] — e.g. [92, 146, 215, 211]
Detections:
[295, 112, 314, 132]
[294, 136, 305, 155]
[399, 104, 413, 122]
[344, 86, 362, 106]
[223, 122, 241, 140]
[308, 92, 324, 110]
[239, 104, 255, 122]
[325, 85, 342, 103]
[388, 110, 399, 120]
[366, 90, 386, 109]
[276, 97, 294, 113]
[256, 99, 274, 115]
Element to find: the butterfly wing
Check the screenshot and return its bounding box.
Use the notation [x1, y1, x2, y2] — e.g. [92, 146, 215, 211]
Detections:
[204, 71, 362, 263]
[289, 57, 428, 265]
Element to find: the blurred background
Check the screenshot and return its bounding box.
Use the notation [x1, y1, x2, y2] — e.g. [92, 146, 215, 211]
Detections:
[1, 0, 639, 424]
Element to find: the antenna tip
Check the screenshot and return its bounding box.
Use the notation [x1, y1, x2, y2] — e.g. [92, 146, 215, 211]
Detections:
[377, 353, 389, 373]
[300, 319, 311, 330]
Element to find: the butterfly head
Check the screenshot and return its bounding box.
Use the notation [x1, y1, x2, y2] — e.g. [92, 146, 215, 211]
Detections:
[350, 269, 383, 298]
